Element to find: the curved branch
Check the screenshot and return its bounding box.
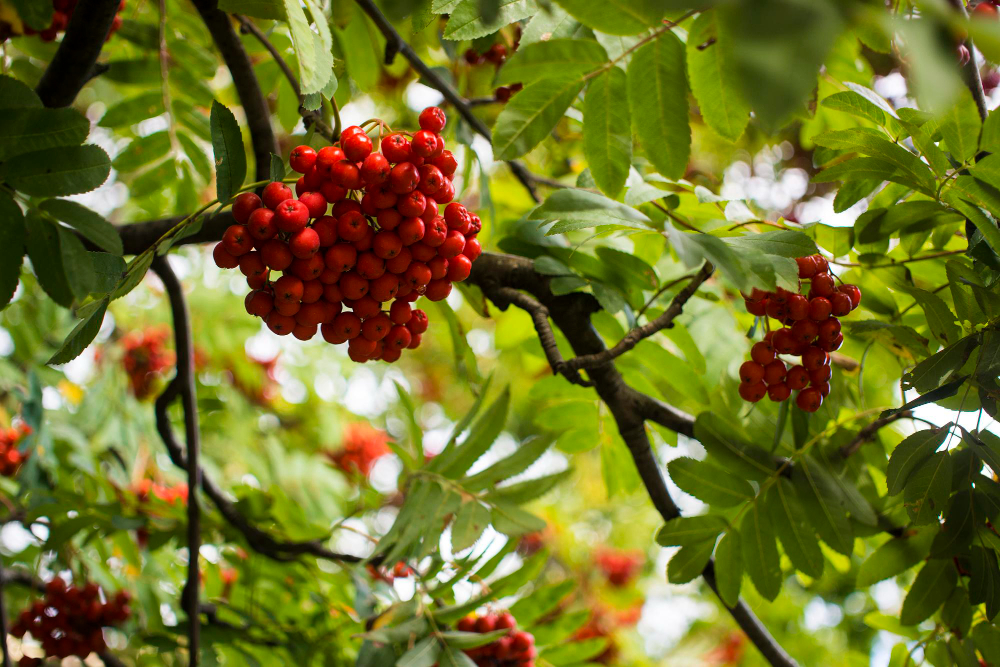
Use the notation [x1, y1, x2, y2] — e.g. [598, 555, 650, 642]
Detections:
[151, 256, 201, 664]
[35, 0, 119, 107]
[352, 0, 540, 203]
[192, 0, 278, 181]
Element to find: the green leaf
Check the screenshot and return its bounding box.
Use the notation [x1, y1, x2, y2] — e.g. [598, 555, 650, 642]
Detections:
[9, 0, 52, 31]
[972, 545, 1000, 621]
[113, 132, 171, 173]
[0, 108, 90, 161]
[667, 540, 714, 584]
[529, 188, 652, 231]
[725, 230, 818, 258]
[450, 501, 490, 553]
[856, 527, 936, 587]
[667, 457, 754, 507]
[886, 427, 949, 495]
[627, 32, 689, 180]
[219, 0, 285, 19]
[713, 530, 742, 608]
[88, 252, 126, 293]
[554, 0, 664, 35]
[487, 469, 571, 504]
[812, 157, 905, 185]
[768, 478, 824, 578]
[397, 637, 440, 667]
[438, 646, 478, 667]
[496, 38, 607, 87]
[686, 12, 750, 142]
[655, 515, 727, 548]
[0, 75, 41, 109]
[38, 199, 123, 255]
[694, 413, 775, 481]
[582, 67, 631, 198]
[99, 92, 164, 128]
[741, 494, 782, 601]
[813, 128, 935, 192]
[0, 191, 25, 308]
[25, 214, 73, 307]
[490, 502, 545, 536]
[539, 638, 610, 665]
[48, 298, 108, 365]
[283, 0, 332, 95]
[903, 451, 953, 525]
[437, 386, 510, 478]
[439, 630, 510, 650]
[444, 0, 538, 40]
[463, 434, 554, 491]
[856, 201, 963, 244]
[792, 456, 853, 555]
[269, 153, 285, 183]
[1, 145, 110, 197]
[210, 101, 247, 203]
[900, 559, 957, 625]
[508, 580, 575, 626]
[493, 75, 586, 161]
[57, 227, 97, 300]
[938, 88, 982, 164]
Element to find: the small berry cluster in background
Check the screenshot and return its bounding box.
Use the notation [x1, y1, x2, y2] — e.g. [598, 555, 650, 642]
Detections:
[594, 548, 644, 587]
[12, 579, 130, 663]
[0, 0, 125, 43]
[740, 255, 862, 413]
[326, 422, 391, 477]
[0, 421, 31, 477]
[366, 561, 414, 584]
[573, 605, 642, 665]
[456, 612, 537, 666]
[132, 478, 189, 506]
[122, 327, 175, 400]
[464, 30, 523, 101]
[214, 107, 482, 363]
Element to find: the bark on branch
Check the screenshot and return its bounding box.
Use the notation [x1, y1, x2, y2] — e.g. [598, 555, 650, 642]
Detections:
[35, 0, 119, 107]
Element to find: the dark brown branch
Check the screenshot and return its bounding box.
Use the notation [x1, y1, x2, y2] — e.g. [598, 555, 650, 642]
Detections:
[192, 0, 278, 181]
[35, 0, 119, 107]
[0, 555, 10, 667]
[947, 0, 989, 121]
[151, 256, 201, 665]
[235, 15, 336, 142]
[838, 410, 925, 458]
[352, 0, 540, 203]
[561, 263, 713, 373]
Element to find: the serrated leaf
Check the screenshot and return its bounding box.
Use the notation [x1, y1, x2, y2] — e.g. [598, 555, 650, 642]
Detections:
[436, 387, 510, 478]
[627, 32, 689, 179]
[25, 215, 73, 307]
[398, 637, 440, 667]
[450, 502, 490, 553]
[269, 153, 285, 183]
[0, 75, 41, 109]
[0, 108, 90, 161]
[496, 38, 607, 87]
[768, 478, 824, 578]
[903, 337, 976, 394]
[490, 502, 545, 536]
[463, 434, 554, 492]
[725, 230, 818, 258]
[39, 199, 122, 255]
[0, 191, 25, 308]
[741, 494, 782, 601]
[667, 457, 753, 507]
[939, 87, 982, 164]
[493, 75, 585, 161]
[900, 559, 957, 625]
[856, 527, 936, 587]
[444, 0, 537, 40]
[686, 12, 749, 142]
[583, 67, 631, 198]
[529, 188, 652, 230]
[693, 413, 775, 481]
[812, 128, 935, 192]
[886, 427, 949, 495]
[487, 469, 571, 504]
[792, 456, 853, 555]
[210, 101, 247, 203]
[1, 145, 110, 197]
[48, 298, 108, 365]
[668, 539, 714, 584]
[655, 515, 726, 548]
[904, 450, 953, 525]
[713, 530, 742, 607]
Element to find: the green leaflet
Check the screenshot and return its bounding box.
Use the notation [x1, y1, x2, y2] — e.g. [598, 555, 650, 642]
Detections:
[886, 426, 949, 495]
[667, 540, 714, 584]
[493, 75, 586, 161]
[655, 515, 727, 548]
[713, 530, 742, 608]
[666, 457, 754, 507]
[741, 493, 782, 601]
[900, 559, 957, 625]
[767, 478, 824, 578]
[686, 12, 750, 142]
[582, 67, 631, 198]
[903, 450, 953, 525]
[210, 101, 247, 203]
[856, 527, 936, 587]
[627, 32, 689, 180]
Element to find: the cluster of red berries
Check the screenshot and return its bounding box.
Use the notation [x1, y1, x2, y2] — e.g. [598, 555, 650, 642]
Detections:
[12, 579, 130, 663]
[326, 422, 391, 476]
[366, 561, 414, 584]
[455, 612, 536, 667]
[974, 1, 999, 18]
[739, 255, 862, 413]
[122, 327, 175, 400]
[213, 107, 483, 363]
[0, 421, 31, 477]
[133, 478, 188, 506]
[0, 0, 125, 43]
[464, 38, 523, 101]
[594, 548, 644, 588]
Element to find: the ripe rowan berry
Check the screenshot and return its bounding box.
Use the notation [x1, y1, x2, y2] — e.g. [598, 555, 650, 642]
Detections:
[796, 255, 818, 278]
[386, 247, 412, 274]
[337, 211, 368, 242]
[260, 239, 294, 271]
[808, 297, 832, 321]
[245, 290, 273, 317]
[419, 106, 447, 133]
[411, 130, 439, 158]
[787, 294, 809, 320]
[410, 241, 436, 262]
[424, 279, 452, 301]
[389, 162, 421, 194]
[331, 160, 363, 189]
[361, 152, 391, 185]
[316, 146, 346, 172]
[298, 191, 327, 218]
[340, 271, 370, 300]
[463, 236, 482, 262]
[739, 361, 765, 384]
[405, 262, 432, 288]
[745, 297, 767, 317]
[768, 382, 791, 402]
[248, 207, 278, 241]
[839, 284, 862, 309]
[398, 190, 427, 217]
[213, 243, 240, 269]
[772, 328, 796, 354]
[262, 181, 293, 210]
[232, 192, 263, 224]
[786, 365, 809, 390]
[357, 252, 386, 280]
[408, 309, 429, 334]
[975, 1, 999, 18]
[433, 178, 456, 203]
[266, 312, 295, 335]
[750, 341, 775, 365]
[275, 199, 310, 233]
[239, 251, 267, 278]
[289, 145, 317, 173]
[289, 227, 320, 259]
[290, 255, 325, 281]
[369, 273, 401, 302]
[348, 335, 378, 361]
[222, 224, 253, 256]
[398, 217, 426, 246]
[382, 133, 411, 163]
[789, 319, 818, 345]
[430, 150, 458, 176]
[796, 387, 823, 412]
[321, 181, 348, 203]
[361, 314, 392, 341]
[421, 196, 440, 222]
[739, 381, 767, 402]
[438, 230, 466, 259]
[819, 332, 844, 352]
[342, 129, 373, 162]
[763, 360, 786, 385]
[447, 254, 472, 282]
[389, 300, 412, 325]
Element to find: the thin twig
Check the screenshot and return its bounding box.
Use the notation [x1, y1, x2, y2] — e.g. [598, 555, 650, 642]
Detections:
[947, 0, 989, 121]
[151, 256, 201, 666]
[562, 263, 713, 373]
[839, 410, 914, 458]
[830, 249, 965, 268]
[236, 15, 337, 142]
[636, 271, 699, 319]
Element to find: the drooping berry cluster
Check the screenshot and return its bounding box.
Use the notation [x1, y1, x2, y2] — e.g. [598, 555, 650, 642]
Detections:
[739, 255, 862, 413]
[326, 422, 391, 476]
[594, 548, 644, 588]
[12, 579, 130, 663]
[0, 0, 125, 43]
[213, 107, 483, 364]
[0, 421, 31, 476]
[456, 612, 536, 667]
[122, 327, 175, 400]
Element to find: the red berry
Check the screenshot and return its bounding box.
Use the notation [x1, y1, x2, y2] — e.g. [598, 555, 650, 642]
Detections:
[424, 278, 452, 301]
[419, 106, 447, 133]
[796, 255, 818, 279]
[745, 298, 767, 317]
[432, 178, 455, 203]
[337, 211, 369, 242]
[429, 150, 458, 176]
[382, 133, 411, 163]
[405, 262, 432, 287]
[417, 164, 444, 195]
[421, 196, 440, 222]
[411, 130, 439, 158]
[389, 162, 420, 194]
[289, 227, 320, 259]
[819, 333, 844, 352]
[975, 1, 999, 17]
[398, 217, 426, 246]
[316, 146, 346, 173]
[301, 280, 324, 304]
[444, 202, 471, 229]
[342, 129, 373, 162]
[348, 335, 378, 362]
[357, 252, 386, 280]
[232, 192, 262, 224]
[361, 313, 392, 341]
[786, 365, 809, 390]
[398, 190, 427, 217]
[389, 300, 412, 325]
[750, 341, 775, 364]
[275, 199, 310, 233]
[829, 292, 851, 317]
[331, 160, 363, 189]
[289, 145, 317, 173]
[273, 275, 304, 304]
[213, 243, 239, 269]
[739, 361, 765, 384]
[475, 615, 497, 633]
[325, 243, 358, 273]
[462, 236, 482, 262]
[789, 319, 818, 345]
[262, 181, 293, 210]
[438, 230, 466, 259]
[222, 224, 253, 256]
[332, 312, 362, 340]
[290, 255, 324, 281]
[369, 273, 401, 302]
[768, 382, 791, 402]
[361, 153, 391, 186]
[321, 181, 348, 203]
[839, 284, 862, 309]
[312, 215, 338, 246]
[248, 207, 278, 241]
[266, 312, 295, 335]
[408, 309, 429, 334]
[772, 328, 796, 354]
[739, 381, 767, 402]
[239, 251, 267, 278]
[763, 360, 786, 385]
[340, 272, 369, 300]
[245, 290, 273, 318]
[801, 346, 828, 371]
[428, 256, 449, 280]
[377, 208, 402, 231]
[410, 241, 436, 262]
[811, 273, 835, 297]
[808, 297, 832, 321]
[787, 294, 809, 321]
[809, 363, 832, 383]
[299, 191, 328, 219]
[447, 254, 472, 282]
[386, 247, 412, 275]
[765, 299, 787, 321]
[796, 387, 823, 412]
[260, 239, 294, 270]
[422, 216, 448, 247]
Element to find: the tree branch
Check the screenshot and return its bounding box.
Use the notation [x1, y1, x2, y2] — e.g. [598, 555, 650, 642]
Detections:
[235, 15, 337, 142]
[151, 256, 201, 665]
[0, 554, 10, 667]
[352, 0, 541, 203]
[191, 0, 278, 181]
[948, 0, 989, 121]
[561, 262, 713, 373]
[35, 0, 119, 107]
